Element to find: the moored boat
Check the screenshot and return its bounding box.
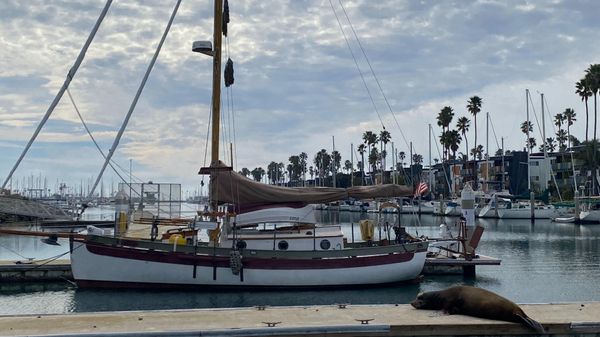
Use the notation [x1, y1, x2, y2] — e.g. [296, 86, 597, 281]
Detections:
[69, 0, 429, 289]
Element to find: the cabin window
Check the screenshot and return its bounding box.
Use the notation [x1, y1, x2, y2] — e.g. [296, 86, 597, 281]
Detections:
[236, 240, 247, 249]
[320, 239, 331, 250]
[278, 240, 289, 250]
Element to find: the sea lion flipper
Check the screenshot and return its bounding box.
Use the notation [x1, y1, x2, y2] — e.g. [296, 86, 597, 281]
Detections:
[517, 314, 545, 333]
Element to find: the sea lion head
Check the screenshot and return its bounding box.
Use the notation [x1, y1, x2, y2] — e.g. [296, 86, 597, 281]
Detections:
[411, 290, 446, 310]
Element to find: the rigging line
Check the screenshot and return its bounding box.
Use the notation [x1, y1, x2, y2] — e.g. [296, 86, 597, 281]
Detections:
[225, 36, 236, 170]
[220, 98, 229, 164]
[338, 0, 411, 151]
[0, 242, 34, 261]
[225, 89, 233, 167]
[430, 128, 453, 193]
[327, 0, 385, 130]
[66, 89, 142, 197]
[2, 0, 113, 189]
[487, 117, 502, 151]
[230, 86, 238, 171]
[88, 0, 182, 198]
[202, 101, 212, 168]
[527, 92, 544, 142]
[543, 95, 559, 136]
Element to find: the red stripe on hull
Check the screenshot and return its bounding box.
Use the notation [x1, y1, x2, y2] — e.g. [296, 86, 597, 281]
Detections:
[84, 242, 417, 270]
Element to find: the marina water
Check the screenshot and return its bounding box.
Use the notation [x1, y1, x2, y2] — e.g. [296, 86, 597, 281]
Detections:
[1, 206, 599, 315]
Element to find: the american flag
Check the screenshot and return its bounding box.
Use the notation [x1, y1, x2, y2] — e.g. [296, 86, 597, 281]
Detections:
[414, 182, 428, 197]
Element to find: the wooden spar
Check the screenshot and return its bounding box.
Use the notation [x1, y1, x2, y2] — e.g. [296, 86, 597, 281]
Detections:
[209, 0, 224, 214]
[0, 228, 86, 239]
[211, 0, 223, 164]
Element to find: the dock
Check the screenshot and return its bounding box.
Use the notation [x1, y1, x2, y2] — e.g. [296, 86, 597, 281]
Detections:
[0, 255, 500, 282]
[0, 259, 71, 282]
[1, 302, 599, 336]
[424, 254, 501, 276]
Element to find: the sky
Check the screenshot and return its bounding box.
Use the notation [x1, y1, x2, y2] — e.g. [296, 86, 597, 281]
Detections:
[1, 0, 599, 196]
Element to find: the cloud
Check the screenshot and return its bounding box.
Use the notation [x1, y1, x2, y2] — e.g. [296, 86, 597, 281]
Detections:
[1, 0, 599, 193]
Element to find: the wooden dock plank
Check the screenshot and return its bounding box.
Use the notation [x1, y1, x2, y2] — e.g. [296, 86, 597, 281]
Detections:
[0, 302, 598, 336]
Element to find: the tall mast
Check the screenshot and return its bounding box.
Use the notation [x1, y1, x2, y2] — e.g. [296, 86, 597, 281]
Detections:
[541, 93, 547, 160]
[501, 137, 505, 191]
[350, 143, 354, 187]
[486, 112, 489, 192]
[428, 124, 433, 190]
[211, 0, 224, 164]
[332, 136, 336, 188]
[526, 89, 531, 190]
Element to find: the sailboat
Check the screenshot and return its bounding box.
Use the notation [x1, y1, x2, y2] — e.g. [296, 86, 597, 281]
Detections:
[69, 1, 428, 288]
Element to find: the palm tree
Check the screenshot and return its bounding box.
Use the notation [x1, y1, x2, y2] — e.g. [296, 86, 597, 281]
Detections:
[299, 152, 308, 186]
[585, 64, 600, 140]
[466, 96, 482, 161]
[362, 131, 378, 174]
[439, 130, 451, 161]
[437, 106, 454, 160]
[554, 113, 565, 151]
[470, 145, 484, 160]
[412, 153, 423, 165]
[570, 135, 581, 147]
[556, 129, 568, 152]
[576, 77, 592, 141]
[577, 140, 600, 195]
[368, 148, 379, 176]
[239, 168, 251, 177]
[267, 161, 279, 184]
[447, 130, 462, 159]
[521, 121, 534, 152]
[399, 151, 406, 167]
[379, 130, 391, 179]
[563, 108, 576, 148]
[251, 167, 265, 182]
[330, 150, 342, 177]
[554, 113, 564, 130]
[527, 138, 537, 151]
[456, 116, 470, 161]
[288, 155, 302, 181]
[277, 162, 285, 184]
[344, 160, 353, 174]
[314, 149, 331, 186]
[357, 143, 366, 185]
[545, 137, 556, 152]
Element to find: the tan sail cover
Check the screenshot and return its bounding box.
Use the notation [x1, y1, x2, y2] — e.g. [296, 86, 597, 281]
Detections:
[209, 162, 413, 208]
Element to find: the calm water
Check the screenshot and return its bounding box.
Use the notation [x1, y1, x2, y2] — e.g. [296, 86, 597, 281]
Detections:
[1, 208, 599, 315]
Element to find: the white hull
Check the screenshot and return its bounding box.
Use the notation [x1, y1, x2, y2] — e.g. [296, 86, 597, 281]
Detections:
[478, 205, 498, 218]
[71, 240, 427, 288]
[579, 210, 600, 223]
[498, 208, 557, 219]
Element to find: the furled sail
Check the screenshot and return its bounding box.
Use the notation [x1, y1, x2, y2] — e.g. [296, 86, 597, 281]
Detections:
[207, 161, 412, 211]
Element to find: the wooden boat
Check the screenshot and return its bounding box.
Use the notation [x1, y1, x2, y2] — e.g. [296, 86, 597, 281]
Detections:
[69, 0, 428, 289]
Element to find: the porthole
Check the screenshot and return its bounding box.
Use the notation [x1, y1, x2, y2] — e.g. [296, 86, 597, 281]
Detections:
[320, 239, 331, 250]
[236, 240, 247, 249]
[278, 240, 289, 250]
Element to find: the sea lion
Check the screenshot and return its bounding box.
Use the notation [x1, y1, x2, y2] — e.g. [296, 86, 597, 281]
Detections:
[411, 285, 545, 333]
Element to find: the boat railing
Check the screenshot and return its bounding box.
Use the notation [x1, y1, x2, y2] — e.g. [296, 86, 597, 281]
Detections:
[83, 235, 428, 259]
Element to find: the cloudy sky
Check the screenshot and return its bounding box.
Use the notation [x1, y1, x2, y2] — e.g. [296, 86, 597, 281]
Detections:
[1, 0, 599, 196]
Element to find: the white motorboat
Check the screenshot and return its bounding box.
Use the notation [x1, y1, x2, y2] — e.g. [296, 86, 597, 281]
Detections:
[497, 201, 558, 219]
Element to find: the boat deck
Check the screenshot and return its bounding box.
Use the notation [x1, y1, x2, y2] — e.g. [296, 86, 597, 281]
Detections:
[1, 302, 598, 336]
